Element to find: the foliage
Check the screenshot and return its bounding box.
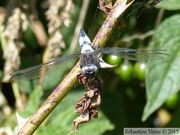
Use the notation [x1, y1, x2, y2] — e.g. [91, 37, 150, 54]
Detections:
[143, 14, 180, 121]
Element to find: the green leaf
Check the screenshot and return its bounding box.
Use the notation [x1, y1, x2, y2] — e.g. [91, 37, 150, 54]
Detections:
[20, 87, 43, 117]
[155, 0, 180, 10]
[143, 14, 180, 121]
[36, 90, 114, 135]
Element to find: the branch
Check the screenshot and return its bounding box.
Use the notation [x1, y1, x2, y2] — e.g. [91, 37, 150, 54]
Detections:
[70, 0, 90, 52]
[120, 30, 155, 42]
[17, 0, 134, 134]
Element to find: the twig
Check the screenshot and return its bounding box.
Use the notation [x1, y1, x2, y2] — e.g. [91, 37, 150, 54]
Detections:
[70, 0, 90, 52]
[17, 0, 134, 134]
[93, 0, 134, 47]
[120, 30, 155, 42]
[154, 9, 164, 29]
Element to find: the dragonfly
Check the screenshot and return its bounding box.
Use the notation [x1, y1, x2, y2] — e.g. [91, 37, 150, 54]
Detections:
[10, 29, 167, 81]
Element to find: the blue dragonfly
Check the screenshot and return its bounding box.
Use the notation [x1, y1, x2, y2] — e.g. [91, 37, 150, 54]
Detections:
[10, 29, 167, 81]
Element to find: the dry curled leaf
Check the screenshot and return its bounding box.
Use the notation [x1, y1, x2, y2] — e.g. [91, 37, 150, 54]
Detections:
[99, 0, 113, 14]
[73, 74, 102, 130]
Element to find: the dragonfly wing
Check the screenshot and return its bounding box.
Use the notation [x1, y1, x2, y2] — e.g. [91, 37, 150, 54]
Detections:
[98, 47, 167, 61]
[10, 54, 80, 81]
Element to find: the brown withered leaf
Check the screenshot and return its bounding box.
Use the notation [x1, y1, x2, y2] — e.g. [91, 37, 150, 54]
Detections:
[73, 74, 102, 130]
[99, 0, 113, 14]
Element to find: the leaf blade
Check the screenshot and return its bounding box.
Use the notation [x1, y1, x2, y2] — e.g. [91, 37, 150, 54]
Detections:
[142, 14, 180, 121]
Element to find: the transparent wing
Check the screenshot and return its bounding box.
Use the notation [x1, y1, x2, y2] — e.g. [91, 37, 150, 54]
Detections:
[98, 47, 168, 61]
[10, 54, 80, 81]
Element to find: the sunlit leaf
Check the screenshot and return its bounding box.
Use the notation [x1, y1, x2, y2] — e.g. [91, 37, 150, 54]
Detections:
[143, 14, 180, 121]
[20, 87, 43, 117]
[155, 0, 180, 10]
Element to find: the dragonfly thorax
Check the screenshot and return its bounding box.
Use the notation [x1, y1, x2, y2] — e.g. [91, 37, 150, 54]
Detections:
[81, 44, 94, 53]
[81, 64, 98, 76]
[80, 52, 100, 76]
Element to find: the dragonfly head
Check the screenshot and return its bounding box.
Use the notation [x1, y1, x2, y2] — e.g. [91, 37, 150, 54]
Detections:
[81, 64, 98, 77]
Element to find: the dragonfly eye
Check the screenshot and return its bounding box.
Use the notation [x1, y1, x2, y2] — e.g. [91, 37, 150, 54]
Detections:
[82, 64, 98, 76]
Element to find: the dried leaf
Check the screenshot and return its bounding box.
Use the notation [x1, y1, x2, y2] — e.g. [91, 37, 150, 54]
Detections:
[74, 74, 102, 130]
